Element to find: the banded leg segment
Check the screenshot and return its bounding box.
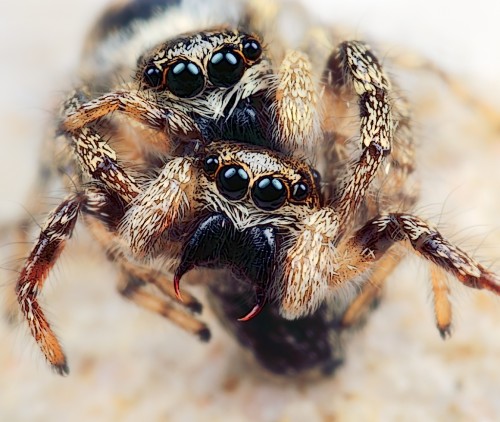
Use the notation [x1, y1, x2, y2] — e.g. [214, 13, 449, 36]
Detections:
[72, 126, 141, 202]
[335, 213, 500, 334]
[63, 90, 197, 136]
[350, 214, 500, 294]
[326, 42, 393, 227]
[15, 194, 85, 375]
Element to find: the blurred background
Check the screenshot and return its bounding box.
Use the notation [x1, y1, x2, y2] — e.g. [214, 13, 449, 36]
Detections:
[1, 1, 499, 421]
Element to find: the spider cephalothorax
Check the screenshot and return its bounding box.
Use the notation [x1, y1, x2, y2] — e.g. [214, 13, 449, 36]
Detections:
[136, 28, 277, 146]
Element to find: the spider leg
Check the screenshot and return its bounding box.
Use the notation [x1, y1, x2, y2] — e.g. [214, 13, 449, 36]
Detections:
[119, 157, 195, 257]
[70, 126, 141, 202]
[340, 251, 405, 329]
[85, 215, 205, 316]
[2, 163, 56, 322]
[62, 89, 197, 137]
[117, 273, 210, 341]
[349, 214, 500, 292]
[59, 88, 201, 203]
[15, 194, 85, 375]
[430, 266, 453, 338]
[336, 213, 500, 334]
[325, 41, 393, 228]
[278, 207, 499, 332]
[273, 50, 321, 154]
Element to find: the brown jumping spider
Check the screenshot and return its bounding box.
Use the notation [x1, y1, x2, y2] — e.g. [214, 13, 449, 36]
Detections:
[9, 0, 500, 377]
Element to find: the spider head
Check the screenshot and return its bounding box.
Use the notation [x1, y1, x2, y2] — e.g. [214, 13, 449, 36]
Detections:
[136, 30, 274, 145]
[173, 141, 323, 319]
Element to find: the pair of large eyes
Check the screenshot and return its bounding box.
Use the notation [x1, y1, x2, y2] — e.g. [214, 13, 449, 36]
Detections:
[204, 156, 309, 211]
[143, 38, 262, 98]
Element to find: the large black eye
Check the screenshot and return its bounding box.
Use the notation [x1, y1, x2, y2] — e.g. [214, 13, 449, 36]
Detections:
[208, 48, 245, 87]
[252, 177, 287, 211]
[166, 60, 204, 98]
[217, 165, 249, 200]
[143, 65, 163, 88]
[242, 38, 262, 61]
[203, 155, 219, 175]
[291, 182, 309, 201]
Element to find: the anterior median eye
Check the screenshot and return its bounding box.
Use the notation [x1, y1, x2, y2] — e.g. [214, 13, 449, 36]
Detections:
[208, 48, 245, 87]
[216, 165, 249, 200]
[252, 176, 287, 211]
[166, 60, 204, 98]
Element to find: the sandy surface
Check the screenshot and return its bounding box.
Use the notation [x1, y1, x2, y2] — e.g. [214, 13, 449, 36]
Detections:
[1, 1, 500, 421]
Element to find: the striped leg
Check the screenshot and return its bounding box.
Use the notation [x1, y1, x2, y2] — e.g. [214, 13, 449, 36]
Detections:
[325, 41, 393, 228]
[86, 216, 210, 340]
[15, 194, 84, 375]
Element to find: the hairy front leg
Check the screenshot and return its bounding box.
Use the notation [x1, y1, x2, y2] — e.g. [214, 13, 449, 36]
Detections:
[325, 41, 393, 227]
[119, 157, 196, 258]
[273, 50, 321, 154]
[62, 89, 197, 136]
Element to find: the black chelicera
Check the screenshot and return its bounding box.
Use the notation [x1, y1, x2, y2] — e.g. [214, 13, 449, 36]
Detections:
[174, 212, 277, 321]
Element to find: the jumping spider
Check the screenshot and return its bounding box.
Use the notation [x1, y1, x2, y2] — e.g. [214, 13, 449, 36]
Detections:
[9, 0, 500, 377]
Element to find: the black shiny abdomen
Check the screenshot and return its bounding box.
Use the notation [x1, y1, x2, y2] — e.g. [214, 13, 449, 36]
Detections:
[208, 275, 348, 376]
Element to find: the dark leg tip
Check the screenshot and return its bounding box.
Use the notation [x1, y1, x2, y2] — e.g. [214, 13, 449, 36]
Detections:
[197, 327, 211, 342]
[53, 361, 70, 377]
[187, 301, 203, 314]
[439, 325, 452, 340]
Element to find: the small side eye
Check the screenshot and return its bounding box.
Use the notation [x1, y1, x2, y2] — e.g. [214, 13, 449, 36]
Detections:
[208, 48, 245, 87]
[311, 169, 321, 185]
[203, 155, 219, 174]
[252, 177, 287, 211]
[291, 182, 309, 201]
[143, 65, 163, 88]
[166, 60, 205, 98]
[216, 165, 249, 200]
[242, 38, 262, 61]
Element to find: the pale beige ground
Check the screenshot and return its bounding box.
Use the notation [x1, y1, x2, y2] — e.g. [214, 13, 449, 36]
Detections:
[1, 2, 500, 422]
